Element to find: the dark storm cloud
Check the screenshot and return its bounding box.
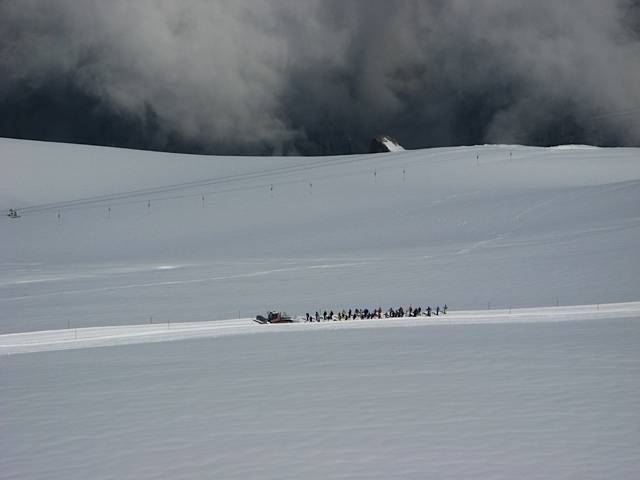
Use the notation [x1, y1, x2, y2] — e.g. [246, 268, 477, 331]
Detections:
[1, 0, 639, 155]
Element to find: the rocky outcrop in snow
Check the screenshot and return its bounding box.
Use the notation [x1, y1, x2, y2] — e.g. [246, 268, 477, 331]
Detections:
[370, 134, 404, 153]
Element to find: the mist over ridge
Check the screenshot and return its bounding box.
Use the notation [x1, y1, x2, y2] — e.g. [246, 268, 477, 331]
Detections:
[1, 0, 639, 155]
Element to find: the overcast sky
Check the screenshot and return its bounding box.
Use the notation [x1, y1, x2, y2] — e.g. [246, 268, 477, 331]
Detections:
[1, 0, 639, 155]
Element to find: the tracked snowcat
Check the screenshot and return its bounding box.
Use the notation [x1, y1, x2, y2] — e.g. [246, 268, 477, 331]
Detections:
[254, 311, 295, 324]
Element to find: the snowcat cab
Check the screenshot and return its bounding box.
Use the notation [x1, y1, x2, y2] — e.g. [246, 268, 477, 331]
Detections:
[254, 311, 294, 324]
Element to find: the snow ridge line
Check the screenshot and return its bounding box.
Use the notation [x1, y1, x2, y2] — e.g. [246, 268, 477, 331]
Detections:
[1, 302, 638, 355]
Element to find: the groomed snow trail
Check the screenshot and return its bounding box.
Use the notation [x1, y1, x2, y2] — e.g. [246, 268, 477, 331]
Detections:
[1, 302, 637, 355]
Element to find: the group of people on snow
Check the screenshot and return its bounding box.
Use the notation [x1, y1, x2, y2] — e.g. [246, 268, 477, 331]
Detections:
[305, 304, 447, 322]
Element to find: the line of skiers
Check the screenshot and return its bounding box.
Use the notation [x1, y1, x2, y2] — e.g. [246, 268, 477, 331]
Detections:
[306, 305, 447, 322]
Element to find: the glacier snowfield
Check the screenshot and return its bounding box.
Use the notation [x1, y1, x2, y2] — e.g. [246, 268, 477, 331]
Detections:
[1, 139, 639, 478]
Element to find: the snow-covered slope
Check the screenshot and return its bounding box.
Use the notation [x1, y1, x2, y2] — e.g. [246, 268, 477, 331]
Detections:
[1, 138, 639, 479]
[1, 139, 639, 332]
[2, 309, 638, 479]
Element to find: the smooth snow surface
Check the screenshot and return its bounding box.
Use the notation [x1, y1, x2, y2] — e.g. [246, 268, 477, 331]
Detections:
[1, 138, 639, 479]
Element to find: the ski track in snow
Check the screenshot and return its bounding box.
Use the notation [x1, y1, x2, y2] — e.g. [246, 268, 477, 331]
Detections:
[1, 302, 638, 355]
[0, 261, 376, 302]
[458, 184, 615, 255]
